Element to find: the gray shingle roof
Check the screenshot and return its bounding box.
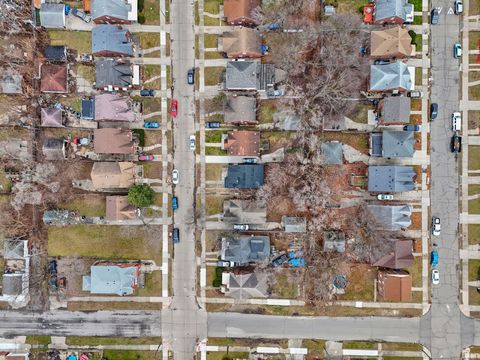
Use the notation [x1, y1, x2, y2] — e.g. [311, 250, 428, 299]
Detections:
[321, 142, 343, 164]
[222, 199, 267, 224]
[44, 46, 67, 61]
[92, 25, 134, 56]
[282, 216, 307, 233]
[382, 96, 411, 123]
[225, 61, 276, 90]
[223, 272, 268, 299]
[4, 239, 26, 259]
[0, 68, 22, 94]
[367, 204, 413, 230]
[95, 59, 132, 88]
[368, 166, 416, 192]
[42, 138, 66, 160]
[224, 164, 264, 189]
[224, 95, 257, 124]
[370, 61, 412, 91]
[40, 3, 65, 28]
[92, 0, 133, 22]
[82, 264, 139, 295]
[221, 235, 270, 264]
[371, 132, 383, 156]
[323, 230, 346, 253]
[375, 0, 413, 22]
[2, 274, 23, 295]
[382, 131, 414, 157]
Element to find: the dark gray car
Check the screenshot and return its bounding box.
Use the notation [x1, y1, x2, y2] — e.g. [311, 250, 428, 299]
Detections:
[430, 103, 438, 120]
[431, 8, 439, 24]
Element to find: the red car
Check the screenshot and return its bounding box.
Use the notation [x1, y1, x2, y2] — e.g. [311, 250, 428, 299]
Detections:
[138, 154, 154, 161]
[170, 100, 178, 117]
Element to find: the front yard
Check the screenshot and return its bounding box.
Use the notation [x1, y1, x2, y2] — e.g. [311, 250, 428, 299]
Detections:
[204, 67, 225, 86]
[469, 146, 480, 170]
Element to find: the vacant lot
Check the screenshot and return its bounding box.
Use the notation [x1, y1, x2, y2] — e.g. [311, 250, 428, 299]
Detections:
[206, 164, 224, 181]
[470, 146, 480, 170]
[341, 264, 376, 301]
[140, 0, 160, 25]
[469, 225, 480, 245]
[136, 32, 161, 49]
[102, 350, 161, 360]
[205, 195, 227, 216]
[143, 65, 161, 90]
[258, 100, 276, 124]
[48, 31, 91, 53]
[60, 194, 106, 217]
[204, 67, 225, 86]
[470, 198, 480, 214]
[66, 337, 161, 346]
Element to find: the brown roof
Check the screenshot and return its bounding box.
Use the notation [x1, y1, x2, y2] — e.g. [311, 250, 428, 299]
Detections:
[106, 196, 136, 220]
[224, 130, 260, 156]
[40, 63, 68, 93]
[378, 271, 412, 301]
[94, 128, 135, 154]
[91, 162, 136, 189]
[41, 108, 63, 127]
[94, 94, 135, 122]
[373, 240, 414, 269]
[223, 0, 260, 24]
[222, 28, 262, 58]
[370, 26, 414, 59]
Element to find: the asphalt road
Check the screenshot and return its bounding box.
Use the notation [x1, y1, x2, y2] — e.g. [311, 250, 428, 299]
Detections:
[429, 1, 463, 357]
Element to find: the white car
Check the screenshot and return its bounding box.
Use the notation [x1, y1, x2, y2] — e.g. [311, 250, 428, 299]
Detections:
[233, 224, 249, 231]
[377, 194, 394, 201]
[455, 0, 463, 14]
[432, 269, 440, 285]
[189, 135, 196, 151]
[432, 216, 441, 236]
[172, 169, 179, 184]
[452, 112, 461, 131]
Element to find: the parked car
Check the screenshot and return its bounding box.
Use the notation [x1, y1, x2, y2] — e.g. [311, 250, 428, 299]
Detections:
[271, 253, 289, 267]
[431, 8, 439, 24]
[243, 158, 258, 164]
[189, 135, 196, 151]
[454, 43, 462, 59]
[373, 60, 390, 65]
[187, 68, 195, 85]
[407, 90, 423, 98]
[217, 260, 234, 267]
[432, 269, 440, 285]
[233, 224, 249, 231]
[455, 0, 463, 14]
[451, 134, 462, 153]
[140, 89, 155, 97]
[431, 251, 439, 266]
[432, 216, 441, 236]
[430, 103, 438, 120]
[205, 122, 221, 128]
[452, 112, 462, 131]
[403, 124, 420, 131]
[170, 100, 178, 117]
[79, 53, 94, 63]
[377, 194, 394, 200]
[144, 122, 160, 128]
[70, 8, 91, 22]
[272, 89, 284, 97]
[172, 196, 178, 210]
[172, 228, 180, 244]
[172, 169, 179, 184]
[138, 154, 154, 161]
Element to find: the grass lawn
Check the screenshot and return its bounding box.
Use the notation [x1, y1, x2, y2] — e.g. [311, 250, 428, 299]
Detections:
[143, 162, 162, 178]
[328, 0, 366, 14]
[258, 100, 276, 124]
[409, 0, 422, 11]
[195, 2, 199, 25]
[342, 265, 376, 301]
[102, 350, 161, 360]
[469, 225, 480, 245]
[205, 130, 224, 143]
[470, 198, 480, 214]
[204, 67, 225, 86]
[60, 195, 106, 217]
[205, 51, 224, 59]
[204, 16, 225, 26]
[406, 256, 422, 287]
[470, 185, 480, 196]
[206, 352, 249, 360]
[206, 147, 227, 155]
[470, 111, 480, 130]
[26, 336, 51, 346]
[204, 34, 218, 48]
[66, 337, 161, 346]
[206, 164, 224, 181]
[349, 103, 371, 124]
[143, 65, 161, 90]
[469, 260, 480, 281]
[136, 32, 161, 50]
[470, 85, 480, 101]
[302, 340, 326, 358]
[471, 0, 480, 14]
[469, 72, 480, 82]
[414, 33, 422, 52]
[76, 64, 95, 83]
[141, 0, 160, 25]
[469, 146, 480, 170]
[411, 99, 422, 111]
[343, 341, 377, 349]
[206, 195, 227, 215]
[133, 96, 162, 113]
[470, 32, 480, 50]
[413, 15, 422, 25]
[470, 286, 480, 305]
[381, 343, 422, 351]
[273, 273, 298, 298]
[48, 30, 91, 53]
[204, 0, 222, 13]
[137, 271, 162, 296]
[321, 132, 369, 154]
[48, 225, 161, 262]
[415, 67, 422, 86]
[67, 301, 162, 311]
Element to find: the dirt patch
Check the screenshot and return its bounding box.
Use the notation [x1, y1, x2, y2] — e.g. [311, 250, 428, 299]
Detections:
[56, 256, 97, 297]
[410, 212, 422, 230]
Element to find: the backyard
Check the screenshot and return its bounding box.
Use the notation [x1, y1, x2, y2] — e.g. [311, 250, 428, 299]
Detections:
[48, 30, 91, 53]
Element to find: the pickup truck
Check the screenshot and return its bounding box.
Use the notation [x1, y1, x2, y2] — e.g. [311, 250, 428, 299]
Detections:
[451, 134, 462, 153]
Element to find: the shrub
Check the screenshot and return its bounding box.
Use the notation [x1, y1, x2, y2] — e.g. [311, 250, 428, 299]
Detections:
[138, 14, 146, 24]
[128, 185, 155, 207]
[132, 129, 145, 146]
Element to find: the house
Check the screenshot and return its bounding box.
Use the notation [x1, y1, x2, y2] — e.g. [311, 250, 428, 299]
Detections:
[106, 196, 137, 220]
[94, 128, 135, 154]
[221, 235, 270, 264]
[221, 28, 262, 58]
[370, 131, 415, 158]
[40, 108, 63, 127]
[282, 216, 307, 233]
[370, 27, 414, 59]
[224, 95, 257, 125]
[223, 130, 260, 156]
[368, 166, 415, 192]
[42, 138, 67, 160]
[92, 25, 135, 57]
[221, 272, 268, 299]
[377, 96, 411, 124]
[372, 240, 414, 269]
[81, 98, 95, 120]
[0, 68, 22, 94]
[95, 59, 139, 90]
[225, 61, 276, 91]
[90, 162, 136, 190]
[41, 64, 68, 93]
[224, 164, 264, 189]
[374, 0, 413, 24]
[82, 262, 142, 296]
[94, 94, 135, 121]
[44, 45, 67, 62]
[223, 0, 260, 26]
[369, 61, 413, 92]
[2, 238, 29, 304]
[222, 199, 267, 224]
[367, 204, 413, 230]
[321, 142, 343, 164]
[323, 230, 346, 253]
[377, 270, 412, 301]
[40, 3, 66, 28]
[91, 0, 138, 24]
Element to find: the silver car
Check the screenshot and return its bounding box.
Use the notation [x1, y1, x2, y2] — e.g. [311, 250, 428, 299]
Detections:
[432, 269, 440, 285]
[172, 169, 179, 184]
[432, 216, 441, 236]
[189, 135, 196, 151]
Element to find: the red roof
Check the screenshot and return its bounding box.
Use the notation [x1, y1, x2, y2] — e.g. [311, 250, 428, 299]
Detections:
[41, 64, 68, 93]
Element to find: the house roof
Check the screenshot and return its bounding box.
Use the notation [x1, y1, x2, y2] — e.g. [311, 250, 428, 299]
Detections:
[91, 162, 136, 189]
[95, 59, 132, 89]
[273, 111, 300, 130]
[282, 216, 307, 233]
[368, 165, 415, 192]
[92, 25, 134, 56]
[222, 199, 267, 224]
[223, 0, 260, 24]
[42, 138, 66, 160]
[224, 95, 257, 124]
[0, 68, 22, 94]
[367, 204, 413, 230]
[40, 64, 68, 93]
[106, 195, 136, 220]
[44, 46, 67, 61]
[370, 26, 413, 58]
[225, 61, 276, 90]
[222, 28, 262, 57]
[41, 108, 63, 127]
[92, 0, 137, 21]
[94, 128, 135, 154]
[40, 3, 65, 28]
[224, 164, 264, 189]
[4, 239, 27, 260]
[222, 272, 268, 299]
[370, 61, 412, 92]
[382, 131, 415, 157]
[94, 94, 135, 121]
[374, 0, 413, 22]
[373, 240, 414, 269]
[321, 142, 343, 164]
[379, 271, 412, 301]
[381, 96, 411, 123]
[81, 99, 95, 120]
[224, 130, 260, 156]
[323, 230, 346, 253]
[2, 274, 23, 295]
[82, 263, 139, 295]
[221, 235, 270, 264]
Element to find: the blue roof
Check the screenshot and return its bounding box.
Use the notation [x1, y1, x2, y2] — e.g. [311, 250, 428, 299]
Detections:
[92, 0, 132, 21]
[382, 131, 414, 157]
[375, 0, 413, 22]
[81, 99, 95, 120]
[224, 164, 264, 189]
[370, 61, 412, 91]
[92, 25, 134, 56]
[83, 264, 138, 296]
